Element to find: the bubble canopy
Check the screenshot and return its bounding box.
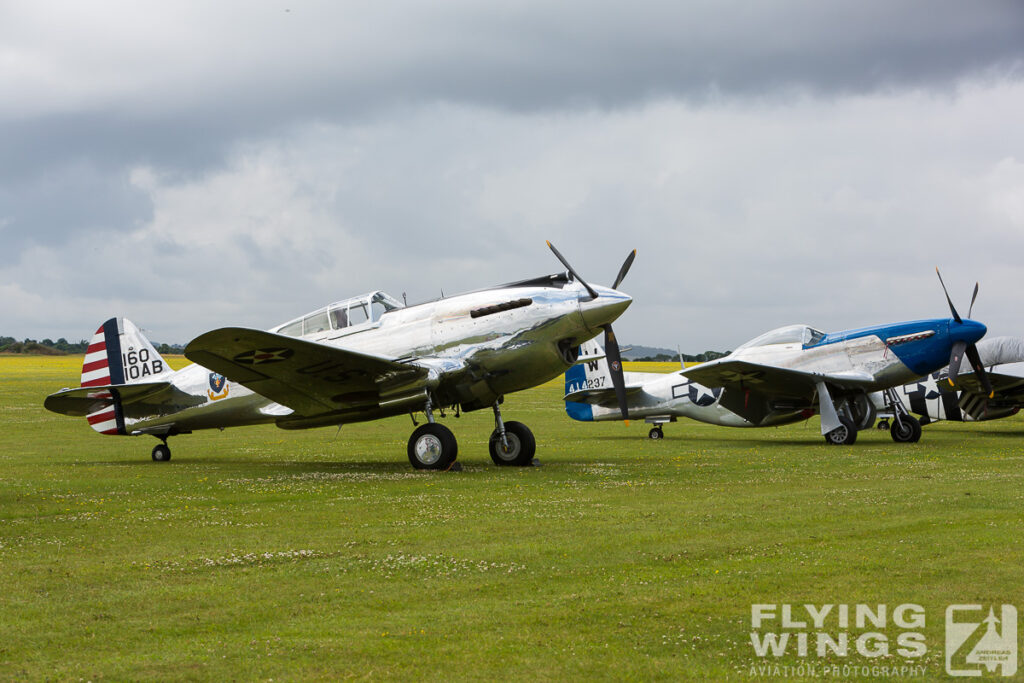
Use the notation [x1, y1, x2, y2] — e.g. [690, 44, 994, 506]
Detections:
[735, 324, 826, 350]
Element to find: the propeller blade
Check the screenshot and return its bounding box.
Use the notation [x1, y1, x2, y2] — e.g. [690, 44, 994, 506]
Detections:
[968, 282, 979, 319]
[935, 267, 962, 323]
[965, 343, 995, 399]
[611, 249, 637, 290]
[602, 325, 630, 421]
[947, 340, 967, 387]
[547, 241, 599, 300]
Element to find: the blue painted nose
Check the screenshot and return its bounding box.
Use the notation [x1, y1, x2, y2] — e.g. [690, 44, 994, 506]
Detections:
[951, 318, 987, 344]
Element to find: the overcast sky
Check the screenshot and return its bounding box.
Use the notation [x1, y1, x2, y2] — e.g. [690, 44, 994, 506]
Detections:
[3, 1, 1024, 351]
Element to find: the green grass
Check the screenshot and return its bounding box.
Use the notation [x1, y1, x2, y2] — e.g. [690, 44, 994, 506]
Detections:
[2, 356, 1023, 680]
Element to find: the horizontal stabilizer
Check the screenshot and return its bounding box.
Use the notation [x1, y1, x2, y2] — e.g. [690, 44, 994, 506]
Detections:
[44, 382, 205, 418]
[563, 384, 644, 406]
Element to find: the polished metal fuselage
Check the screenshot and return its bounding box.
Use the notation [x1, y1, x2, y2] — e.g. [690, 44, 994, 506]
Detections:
[128, 277, 631, 435]
[569, 317, 986, 429]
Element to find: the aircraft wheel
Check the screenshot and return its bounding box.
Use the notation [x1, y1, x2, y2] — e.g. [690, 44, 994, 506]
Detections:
[876, 420, 890, 431]
[890, 415, 922, 443]
[648, 427, 664, 440]
[489, 421, 536, 466]
[823, 416, 857, 446]
[408, 424, 458, 470]
[151, 444, 171, 462]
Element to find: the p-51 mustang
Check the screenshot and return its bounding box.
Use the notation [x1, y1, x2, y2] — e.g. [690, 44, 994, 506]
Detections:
[564, 271, 991, 445]
[45, 244, 634, 469]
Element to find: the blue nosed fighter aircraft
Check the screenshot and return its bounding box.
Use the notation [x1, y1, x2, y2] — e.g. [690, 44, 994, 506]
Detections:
[564, 270, 992, 445]
[45, 243, 634, 470]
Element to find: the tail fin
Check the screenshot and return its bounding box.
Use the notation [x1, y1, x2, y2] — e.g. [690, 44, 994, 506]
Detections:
[79, 318, 173, 435]
[564, 338, 610, 421]
[82, 318, 173, 387]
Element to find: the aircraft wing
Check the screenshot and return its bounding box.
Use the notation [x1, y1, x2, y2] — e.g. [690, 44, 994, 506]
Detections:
[185, 328, 428, 416]
[953, 370, 1024, 421]
[682, 359, 876, 426]
[563, 384, 645, 406]
[954, 370, 1024, 399]
[44, 382, 205, 418]
[682, 359, 876, 394]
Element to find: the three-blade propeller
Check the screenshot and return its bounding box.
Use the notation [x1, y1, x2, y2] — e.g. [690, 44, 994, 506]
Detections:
[936, 268, 994, 398]
[547, 242, 637, 421]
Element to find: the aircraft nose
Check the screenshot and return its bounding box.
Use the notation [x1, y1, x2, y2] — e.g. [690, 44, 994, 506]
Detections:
[955, 318, 987, 344]
[579, 286, 632, 329]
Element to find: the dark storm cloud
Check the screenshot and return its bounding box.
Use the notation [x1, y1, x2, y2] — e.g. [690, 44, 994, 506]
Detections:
[2, 1, 1024, 344]
[5, 1, 1022, 184]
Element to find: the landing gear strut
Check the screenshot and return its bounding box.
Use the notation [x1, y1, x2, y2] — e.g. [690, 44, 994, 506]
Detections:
[882, 388, 922, 443]
[407, 395, 458, 470]
[488, 400, 536, 466]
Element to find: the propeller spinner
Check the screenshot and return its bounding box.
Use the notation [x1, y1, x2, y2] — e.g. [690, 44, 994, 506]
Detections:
[936, 268, 993, 398]
[547, 242, 637, 421]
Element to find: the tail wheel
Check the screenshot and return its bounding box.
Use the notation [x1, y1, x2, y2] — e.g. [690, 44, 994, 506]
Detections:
[648, 427, 664, 440]
[408, 423, 458, 470]
[489, 421, 536, 466]
[151, 444, 171, 462]
[890, 415, 922, 443]
[824, 416, 857, 446]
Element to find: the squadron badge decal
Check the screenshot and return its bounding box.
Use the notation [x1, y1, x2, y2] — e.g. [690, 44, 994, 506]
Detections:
[208, 372, 229, 401]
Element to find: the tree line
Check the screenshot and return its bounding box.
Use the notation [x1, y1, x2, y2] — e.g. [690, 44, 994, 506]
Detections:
[0, 336, 184, 355]
[633, 350, 729, 363]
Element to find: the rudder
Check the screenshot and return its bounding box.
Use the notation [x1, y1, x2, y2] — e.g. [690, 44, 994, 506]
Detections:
[81, 318, 172, 387]
[80, 318, 173, 435]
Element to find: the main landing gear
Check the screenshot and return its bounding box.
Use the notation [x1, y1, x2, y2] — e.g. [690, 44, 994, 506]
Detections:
[824, 416, 857, 446]
[882, 388, 922, 443]
[407, 422, 458, 470]
[407, 396, 459, 470]
[406, 396, 537, 470]
[488, 401, 536, 466]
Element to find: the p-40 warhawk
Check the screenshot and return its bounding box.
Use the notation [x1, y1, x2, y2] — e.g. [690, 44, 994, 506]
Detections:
[45, 244, 634, 469]
[565, 271, 991, 445]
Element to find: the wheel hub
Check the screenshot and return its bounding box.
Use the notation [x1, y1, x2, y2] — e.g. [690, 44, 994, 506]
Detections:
[497, 434, 521, 460]
[414, 434, 443, 465]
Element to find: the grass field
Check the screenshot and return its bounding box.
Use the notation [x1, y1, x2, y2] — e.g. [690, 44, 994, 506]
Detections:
[2, 355, 1023, 680]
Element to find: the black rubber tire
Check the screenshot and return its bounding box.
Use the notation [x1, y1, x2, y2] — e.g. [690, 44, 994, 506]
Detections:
[824, 416, 857, 446]
[407, 423, 458, 470]
[151, 444, 171, 462]
[890, 415, 922, 443]
[876, 420, 890, 431]
[648, 427, 664, 440]
[489, 421, 536, 466]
